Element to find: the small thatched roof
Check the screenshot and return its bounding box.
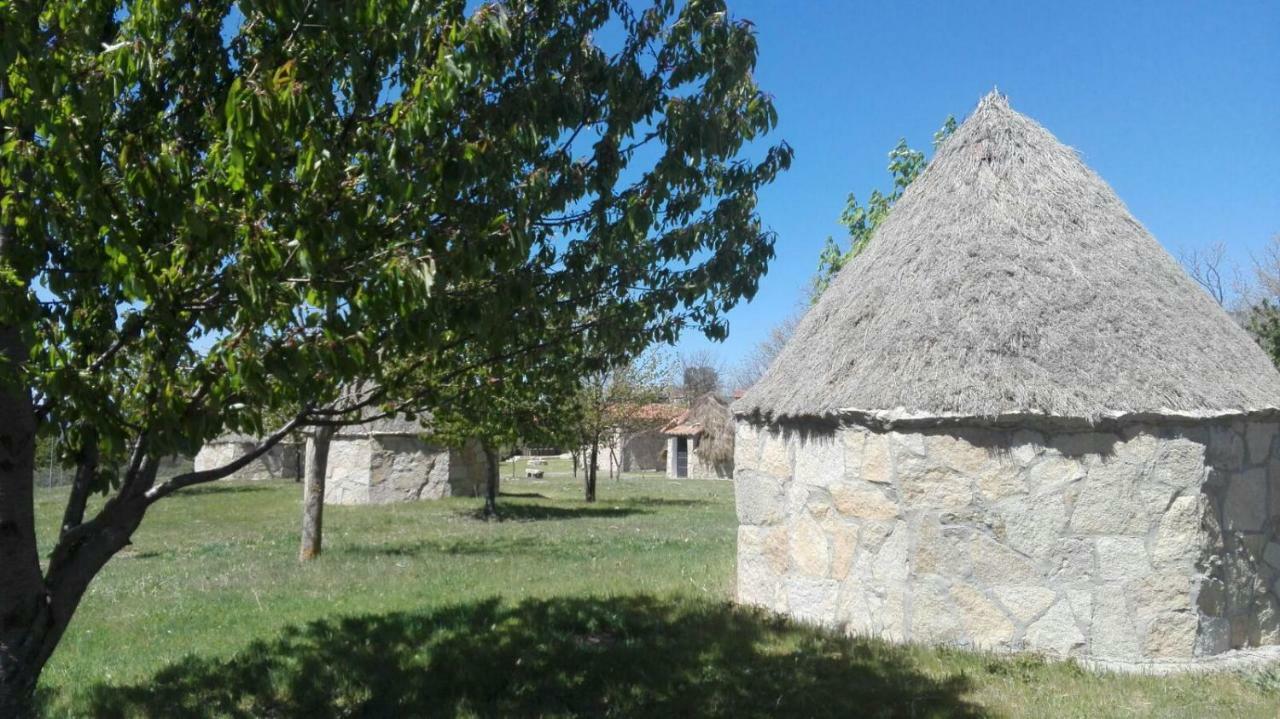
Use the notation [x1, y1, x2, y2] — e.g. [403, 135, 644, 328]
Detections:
[737, 92, 1280, 423]
[665, 394, 735, 464]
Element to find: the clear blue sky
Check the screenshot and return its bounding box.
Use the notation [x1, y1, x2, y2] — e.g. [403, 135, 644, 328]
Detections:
[675, 0, 1280, 379]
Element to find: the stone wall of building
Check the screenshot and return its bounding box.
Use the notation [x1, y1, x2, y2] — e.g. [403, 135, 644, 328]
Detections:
[323, 435, 489, 505]
[194, 440, 301, 482]
[734, 418, 1280, 663]
[608, 429, 666, 473]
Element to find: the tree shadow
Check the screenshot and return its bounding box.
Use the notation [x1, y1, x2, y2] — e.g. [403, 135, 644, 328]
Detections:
[81, 595, 983, 718]
[337, 536, 547, 559]
[497, 491, 549, 499]
[619, 497, 712, 508]
[459, 504, 648, 522]
[170, 483, 277, 498]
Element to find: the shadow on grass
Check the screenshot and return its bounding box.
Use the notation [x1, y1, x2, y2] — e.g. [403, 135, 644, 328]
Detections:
[81, 595, 982, 718]
[460, 503, 649, 522]
[170, 483, 278, 498]
[338, 535, 547, 559]
[618, 497, 712, 508]
[497, 491, 550, 499]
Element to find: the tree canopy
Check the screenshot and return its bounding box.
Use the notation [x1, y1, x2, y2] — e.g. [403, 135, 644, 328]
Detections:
[811, 116, 954, 298]
[0, 0, 790, 711]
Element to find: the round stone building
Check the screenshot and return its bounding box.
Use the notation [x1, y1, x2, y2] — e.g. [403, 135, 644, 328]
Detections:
[732, 92, 1280, 667]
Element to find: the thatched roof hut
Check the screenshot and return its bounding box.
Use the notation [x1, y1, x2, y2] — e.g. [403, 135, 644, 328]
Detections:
[664, 394, 733, 479]
[732, 92, 1280, 669]
[193, 432, 301, 482]
[737, 92, 1280, 424]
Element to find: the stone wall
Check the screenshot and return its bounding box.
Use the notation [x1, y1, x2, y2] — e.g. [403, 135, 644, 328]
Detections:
[734, 417, 1280, 664]
[194, 440, 301, 482]
[607, 429, 666, 473]
[324, 435, 488, 505]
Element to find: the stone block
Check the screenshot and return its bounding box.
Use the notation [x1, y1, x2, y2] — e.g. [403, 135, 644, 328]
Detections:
[953, 584, 1016, 648]
[840, 428, 868, 482]
[992, 585, 1057, 624]
[794, 432, 844, 488]
[890, 431, 927, 458]
[1047, 538, 1095, 585]
[859, 432, 894, 484]
[1150, 495, 1203, 568]
[831, 484, 899, 520]
[1024, 600, 1086, 656]
[1000, 493, 1069, 559]
[1069, 464, 1146, 535]
[788, 514, 830, 577]
[870, 521, 910, 585]
[734, 423, 761, 472]
[898, 456, 974, 512]
[1264, 542, 1280, 570]
[1096, 536, 1150, 583]
[1196, 616, 1231, 656]
[1208, 424, 1245, 470]
[735, 469, 787, 526]
[759, 429, 793, 478]
[1247, 423, 1276, 465]
[914, 520, 972, 576]
[827, 521, 859, 580]
[1025, 455, 1084, 495]
[971, 534, 1039, 585]
[784, 576, 839, 624]
[1148, 437, 1208, 489]
[1090, 591, 1141, 660]
[1223, 468, 1267, 532]
[927, 430, 993, 475]
[911, 576, 965, 643]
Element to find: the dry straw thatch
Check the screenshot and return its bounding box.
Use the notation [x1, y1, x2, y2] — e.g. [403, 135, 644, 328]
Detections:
[666, 394, 735, 466]
[737, 92, 1280, 423]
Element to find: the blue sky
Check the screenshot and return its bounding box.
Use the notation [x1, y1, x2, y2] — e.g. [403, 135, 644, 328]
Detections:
[675, 0, 1280, 379]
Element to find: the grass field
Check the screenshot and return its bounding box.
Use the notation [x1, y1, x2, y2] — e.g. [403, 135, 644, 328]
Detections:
[31, 467, 1280, 717]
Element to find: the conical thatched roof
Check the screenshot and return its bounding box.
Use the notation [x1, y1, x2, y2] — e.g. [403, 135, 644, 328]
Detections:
[737, 92, 1280, 423]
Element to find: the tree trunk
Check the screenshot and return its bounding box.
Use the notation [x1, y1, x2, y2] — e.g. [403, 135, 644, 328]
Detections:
[584, 435, 598, 502]
[300, 427, 333, 561]
[481, 444, 500, 520]
[0, 322, 44, 715]
[571, 449, 578, 479]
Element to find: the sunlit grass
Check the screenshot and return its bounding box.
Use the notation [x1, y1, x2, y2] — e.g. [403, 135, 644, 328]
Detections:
[33, 472, 1280, 717]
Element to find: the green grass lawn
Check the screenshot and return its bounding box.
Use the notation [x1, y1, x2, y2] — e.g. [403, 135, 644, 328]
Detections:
[32, 473, 1280, 717]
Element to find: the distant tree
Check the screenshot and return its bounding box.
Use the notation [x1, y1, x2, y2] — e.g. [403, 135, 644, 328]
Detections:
[568, 351, 670, 502]
[1240, 235, 1280, 366]
[0, 1, 790, 711]
[679, 349, 724, 400]
[811, 116, 956, 299]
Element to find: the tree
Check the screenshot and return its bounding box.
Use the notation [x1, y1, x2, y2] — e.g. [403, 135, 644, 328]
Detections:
[568, 350, 670, 501]
[0, 1, 790, 711]
[811, 116, 956, 299]
[679, 349, 723, 400]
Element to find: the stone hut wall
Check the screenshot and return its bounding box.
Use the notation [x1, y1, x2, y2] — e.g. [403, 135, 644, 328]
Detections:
[621, 430, 667, 473]
[325, 435, 462, 504]
[734, 418, 1280, 663]
[194, 440, 301, 482]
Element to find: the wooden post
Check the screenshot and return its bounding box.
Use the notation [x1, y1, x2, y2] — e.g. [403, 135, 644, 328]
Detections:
[299, 426, 334, 561]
